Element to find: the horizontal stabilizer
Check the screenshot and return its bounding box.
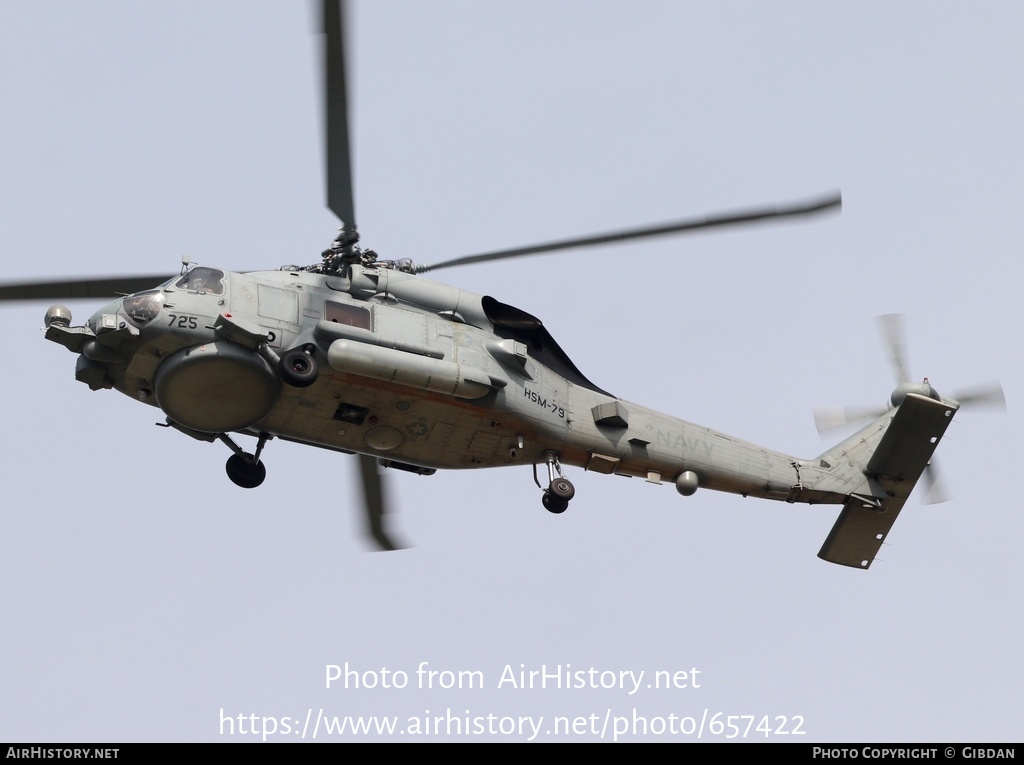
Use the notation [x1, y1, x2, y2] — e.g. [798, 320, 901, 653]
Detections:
[818, 393, 958, 569]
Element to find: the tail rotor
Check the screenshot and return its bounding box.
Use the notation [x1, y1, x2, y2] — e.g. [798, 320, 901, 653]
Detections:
[813, 314, 1005, 503]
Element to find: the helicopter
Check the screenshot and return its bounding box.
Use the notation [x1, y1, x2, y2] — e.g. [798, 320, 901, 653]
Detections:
[0, 2, 1000, 569]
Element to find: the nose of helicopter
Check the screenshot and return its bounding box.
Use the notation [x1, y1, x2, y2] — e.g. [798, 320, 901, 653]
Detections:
[42, 298, 122, 333]
[85, 298, 127, 333]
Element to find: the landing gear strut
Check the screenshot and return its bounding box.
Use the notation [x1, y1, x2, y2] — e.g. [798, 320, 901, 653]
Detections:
[220, 432, 271, 488]
[539, 451, 575, 514]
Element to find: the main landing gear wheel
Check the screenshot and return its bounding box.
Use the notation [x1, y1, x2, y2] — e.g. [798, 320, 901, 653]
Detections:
[537, 451, 575, 513]
[548, 477, 575, 501]
[225, 452, 267, 489]
[278, 347, 319, 388]
[542, 491, 569, 514]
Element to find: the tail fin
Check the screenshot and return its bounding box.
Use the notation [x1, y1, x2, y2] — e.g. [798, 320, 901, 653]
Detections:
[816, 393, 959, 569]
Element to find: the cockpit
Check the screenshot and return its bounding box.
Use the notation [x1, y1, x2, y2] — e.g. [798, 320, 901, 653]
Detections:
[119, 267, 226, 327]
[174, 267, 225, 295]
[121, 290, 165, 326]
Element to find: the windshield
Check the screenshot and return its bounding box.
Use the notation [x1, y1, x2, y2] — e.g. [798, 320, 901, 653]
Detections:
[121, 290, 165, 326]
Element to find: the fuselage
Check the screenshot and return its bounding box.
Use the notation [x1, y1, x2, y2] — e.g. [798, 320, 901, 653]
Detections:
[46, 264, 858, 506]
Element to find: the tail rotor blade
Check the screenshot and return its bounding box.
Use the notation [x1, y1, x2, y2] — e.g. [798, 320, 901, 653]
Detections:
[953, 382, 1006, 410]
[878, 313, 911, 384]
[813, 404, 889, 436]
[921, 462, 951, 505]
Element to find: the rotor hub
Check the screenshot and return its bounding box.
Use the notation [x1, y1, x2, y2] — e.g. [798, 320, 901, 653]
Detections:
[891, 379, 938, 408]
[318, 227, 370, 274]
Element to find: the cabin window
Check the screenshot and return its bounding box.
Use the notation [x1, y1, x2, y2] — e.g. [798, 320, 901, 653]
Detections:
[325, 300, 371, 330]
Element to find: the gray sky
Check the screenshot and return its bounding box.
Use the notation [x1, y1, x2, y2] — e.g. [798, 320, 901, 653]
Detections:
[1, 0, 1020, 742]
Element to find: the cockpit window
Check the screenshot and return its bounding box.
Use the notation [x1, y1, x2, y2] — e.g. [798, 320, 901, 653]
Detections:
[175, 267, 225, 294]
[122, 290, 165, 326]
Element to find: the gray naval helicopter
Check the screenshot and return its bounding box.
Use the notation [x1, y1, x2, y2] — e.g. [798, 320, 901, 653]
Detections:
[0, 2, 1002, 568]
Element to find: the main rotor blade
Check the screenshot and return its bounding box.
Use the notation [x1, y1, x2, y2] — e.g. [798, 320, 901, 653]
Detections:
[878, 313, 911, 385]
[357, 453, 402, 551]
[323, 0, 357, 230]
[415, 191, 841, 274]
[0, 276, 172, 301]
